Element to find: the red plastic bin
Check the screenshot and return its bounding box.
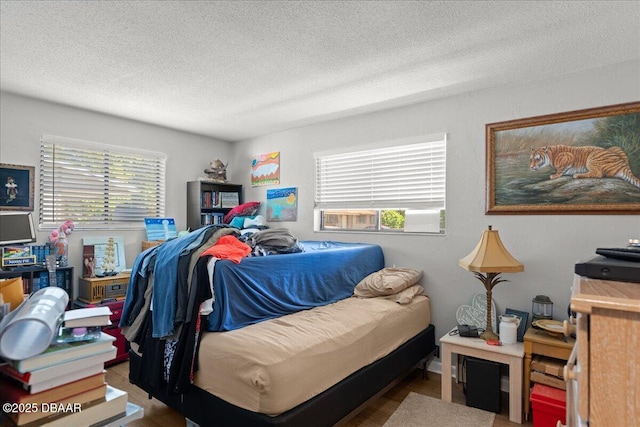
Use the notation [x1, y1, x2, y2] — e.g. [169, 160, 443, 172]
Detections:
[530, 383, 566, 427]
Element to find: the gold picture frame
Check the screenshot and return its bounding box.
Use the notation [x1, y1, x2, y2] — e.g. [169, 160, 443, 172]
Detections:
[0, 163, 35, 211]
[486, 101, 640, 214]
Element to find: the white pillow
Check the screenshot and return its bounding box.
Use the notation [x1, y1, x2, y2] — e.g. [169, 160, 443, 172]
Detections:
[243, 215, 265, 228]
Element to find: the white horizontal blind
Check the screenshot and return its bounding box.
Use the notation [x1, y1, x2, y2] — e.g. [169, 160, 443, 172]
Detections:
[315, 137, 446, 210]
[40, 135, 167, 228]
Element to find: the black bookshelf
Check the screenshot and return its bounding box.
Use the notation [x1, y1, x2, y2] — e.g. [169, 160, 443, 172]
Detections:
[186, 181, 242, 230]
[0, 266, 74, 307]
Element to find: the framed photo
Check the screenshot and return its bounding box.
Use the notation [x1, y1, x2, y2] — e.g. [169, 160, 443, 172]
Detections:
[486, 101, 640, 214]
[144, 217, 178, 241]
[266, 187, 298, 221]
[82, 236, 126, 277]
[0, 163, 34, 211]
[505, 308, 529, 342]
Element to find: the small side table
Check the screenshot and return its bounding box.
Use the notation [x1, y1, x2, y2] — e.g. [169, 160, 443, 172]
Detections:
[523, 326, 575, 420]
[440, 328, 524, 424]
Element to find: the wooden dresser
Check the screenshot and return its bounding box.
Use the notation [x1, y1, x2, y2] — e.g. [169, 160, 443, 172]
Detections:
[564, 275, 640, 427]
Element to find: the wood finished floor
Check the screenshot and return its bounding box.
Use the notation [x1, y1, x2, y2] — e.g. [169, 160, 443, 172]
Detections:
[106, 361, 532, 427]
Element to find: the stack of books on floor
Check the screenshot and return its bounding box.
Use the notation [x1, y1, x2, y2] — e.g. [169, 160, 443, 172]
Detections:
[0, 307, 140, 426]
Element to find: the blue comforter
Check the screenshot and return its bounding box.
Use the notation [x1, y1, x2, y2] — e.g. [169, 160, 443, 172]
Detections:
[206, 240, 384, 331]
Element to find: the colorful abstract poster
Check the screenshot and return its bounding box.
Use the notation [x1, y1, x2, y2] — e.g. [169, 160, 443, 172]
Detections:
[266, 187, 297, 222]
[251, 152, 280, 186]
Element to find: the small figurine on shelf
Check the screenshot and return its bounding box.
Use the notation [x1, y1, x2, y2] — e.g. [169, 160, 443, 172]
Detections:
[83, 256, 96, 278]
[202, 159, 228, 182]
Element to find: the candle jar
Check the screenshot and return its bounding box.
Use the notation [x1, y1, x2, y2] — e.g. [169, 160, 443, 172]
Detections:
[532, 295, 553, 326]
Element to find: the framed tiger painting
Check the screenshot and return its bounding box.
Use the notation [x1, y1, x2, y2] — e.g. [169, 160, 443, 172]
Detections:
[486, 101, 640, 214]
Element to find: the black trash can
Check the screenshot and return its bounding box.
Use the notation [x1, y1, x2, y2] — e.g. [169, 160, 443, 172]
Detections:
[464, 356, 501, 413]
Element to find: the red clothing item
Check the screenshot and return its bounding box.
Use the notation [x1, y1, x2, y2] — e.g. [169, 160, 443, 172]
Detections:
[200, 235, 251, 263]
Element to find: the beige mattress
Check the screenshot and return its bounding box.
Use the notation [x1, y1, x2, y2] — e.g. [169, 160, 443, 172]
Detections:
[194, 295, 431, 415]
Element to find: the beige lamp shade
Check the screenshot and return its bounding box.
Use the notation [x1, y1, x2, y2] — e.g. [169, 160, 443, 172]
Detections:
[459, 226, 524, 273]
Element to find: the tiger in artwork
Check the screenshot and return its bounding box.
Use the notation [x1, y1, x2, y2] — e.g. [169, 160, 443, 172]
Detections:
[529, 145, 640, 189]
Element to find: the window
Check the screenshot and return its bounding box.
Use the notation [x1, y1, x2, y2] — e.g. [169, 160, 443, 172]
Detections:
[40, 135, 167, 229]
[314, 135, 446, 233]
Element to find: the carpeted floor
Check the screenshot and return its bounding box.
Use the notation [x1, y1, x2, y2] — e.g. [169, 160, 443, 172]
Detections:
[383, 392, 496, 427]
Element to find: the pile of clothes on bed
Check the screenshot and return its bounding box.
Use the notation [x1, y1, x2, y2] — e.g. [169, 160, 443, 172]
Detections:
[119, 226, 384, 393]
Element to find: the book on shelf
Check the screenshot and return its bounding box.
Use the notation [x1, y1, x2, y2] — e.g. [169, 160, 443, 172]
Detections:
[212, 212, 224, 224]
[63, 306, 112, 328]
[200, 212, 224, 226]
[31, 385, 128, 427]
[31, 269, 72, 293]
[3, 383, 107, 426]
[201, 191, 219, 208]
[0, 371, 105, 404]
[0, 346, 116, 388]
[7, 332, 115, 373]
[219, 191, 239, 208]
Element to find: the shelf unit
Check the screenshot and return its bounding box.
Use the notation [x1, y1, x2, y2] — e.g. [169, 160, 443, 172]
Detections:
[0, 266, 74, 307]
[186, 181, 242, 230]
[564, 274, 640, 426]
[523, 326, 575, 420]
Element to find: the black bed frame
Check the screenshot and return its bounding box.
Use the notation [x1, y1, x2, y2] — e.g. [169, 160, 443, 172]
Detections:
[129, 324, 436, 427]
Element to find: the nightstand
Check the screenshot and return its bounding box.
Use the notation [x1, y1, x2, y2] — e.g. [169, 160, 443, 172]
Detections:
[440, 328, 524, 424]
[523, 326, 575, 420]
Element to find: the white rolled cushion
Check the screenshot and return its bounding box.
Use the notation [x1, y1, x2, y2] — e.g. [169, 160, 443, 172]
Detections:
[353, 267, 423, 297]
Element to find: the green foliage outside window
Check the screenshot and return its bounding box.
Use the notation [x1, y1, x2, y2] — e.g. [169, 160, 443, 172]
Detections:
[381, 210, 405, 229]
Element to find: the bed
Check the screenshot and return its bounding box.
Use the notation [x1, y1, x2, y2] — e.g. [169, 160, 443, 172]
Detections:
[121, 226, 437, 426]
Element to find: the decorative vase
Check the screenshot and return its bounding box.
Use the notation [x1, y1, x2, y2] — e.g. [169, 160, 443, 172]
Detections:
[54, 234, 68, 267]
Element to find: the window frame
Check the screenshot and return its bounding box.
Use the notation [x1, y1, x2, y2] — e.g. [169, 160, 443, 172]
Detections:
[39, 135, 167, 231]
[314, 134, 447, 234]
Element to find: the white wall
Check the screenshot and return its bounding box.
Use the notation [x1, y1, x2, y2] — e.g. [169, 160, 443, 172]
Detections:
[232, 59, 640, 341]
[0, 92, 231, 295]
[2, 61, 639, 344]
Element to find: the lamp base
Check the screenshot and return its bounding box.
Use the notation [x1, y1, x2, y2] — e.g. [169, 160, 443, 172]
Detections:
[480, 329, 499, 341]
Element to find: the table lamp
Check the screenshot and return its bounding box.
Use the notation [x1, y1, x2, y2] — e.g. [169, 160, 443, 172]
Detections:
[459, 225, 524, 341]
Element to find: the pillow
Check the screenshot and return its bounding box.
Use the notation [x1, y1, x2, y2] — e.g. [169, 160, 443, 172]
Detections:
[354, 267, 423, 298]
[229, 216, 246, 229]
[223, 201, 260, 224]
[243, 215, 265, 228]
[382, 285, 425, 304]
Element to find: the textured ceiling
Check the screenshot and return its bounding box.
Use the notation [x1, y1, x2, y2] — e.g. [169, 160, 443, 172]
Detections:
[1, 1, 639, 142]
